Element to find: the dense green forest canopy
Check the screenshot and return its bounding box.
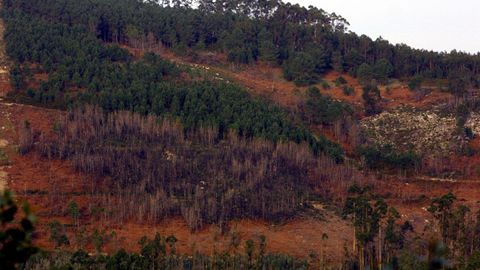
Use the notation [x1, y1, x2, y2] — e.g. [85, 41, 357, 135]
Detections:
[5, 0, 480, 89]
[3, 0, 344, 161]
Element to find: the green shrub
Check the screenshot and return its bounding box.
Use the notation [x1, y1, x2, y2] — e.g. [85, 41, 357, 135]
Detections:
[465, 127, 474, 139]
[283, 52, 320, 86]
[460, 145, 476, 157]
[321, 80, 331, 90]
[293, 75, 319, 87]
[357, 63, 374, 85]
[304, 87, 352, 125]
[342, 86, 355, 96]
[456, 104, 470, 128]
[358, 145, 420, 171]
[334, 76, 348, 86]
[362, 81, 382, 116]
[408, 75, 423, 91]
[385, 86, 392, 95]
[0, 149, 9, 166]
[0, 190, 38, 269]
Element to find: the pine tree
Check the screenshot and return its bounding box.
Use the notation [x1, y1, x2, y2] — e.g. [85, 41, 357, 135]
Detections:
[362, 81, 382, 116]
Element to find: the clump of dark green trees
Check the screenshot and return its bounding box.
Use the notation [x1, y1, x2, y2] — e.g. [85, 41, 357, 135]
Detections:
[5, 0, 480, 90]
[3, 5, 344, 161]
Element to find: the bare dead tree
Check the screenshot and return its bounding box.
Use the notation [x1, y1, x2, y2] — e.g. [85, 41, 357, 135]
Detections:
[36, 106, 369, 230]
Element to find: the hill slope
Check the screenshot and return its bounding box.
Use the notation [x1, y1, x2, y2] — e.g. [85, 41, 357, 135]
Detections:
[1, 0, 480, 269]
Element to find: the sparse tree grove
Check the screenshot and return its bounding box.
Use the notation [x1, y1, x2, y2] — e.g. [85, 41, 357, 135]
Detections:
[25, 233, 309, 270]
[34, 107, 362, 231]
[341, 188, 480, 270]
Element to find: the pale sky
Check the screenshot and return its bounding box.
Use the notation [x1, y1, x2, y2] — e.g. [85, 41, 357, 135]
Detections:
[288, 0, 480, 54]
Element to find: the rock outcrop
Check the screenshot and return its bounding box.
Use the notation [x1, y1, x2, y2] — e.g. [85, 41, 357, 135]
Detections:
[360, 106, 477, 157]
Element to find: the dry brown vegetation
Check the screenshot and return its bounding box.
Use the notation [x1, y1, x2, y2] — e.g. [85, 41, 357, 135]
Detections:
[32, 107, 367, 230]
[0, 103, 357, 262]
[2, 74, 480, 264]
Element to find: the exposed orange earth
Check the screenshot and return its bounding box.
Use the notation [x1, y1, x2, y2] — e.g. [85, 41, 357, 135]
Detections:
[1, 44, 479, 263]
[0, 87, 478, 263]
[121, 45, 454, 112]
[0, 102, 357, 263]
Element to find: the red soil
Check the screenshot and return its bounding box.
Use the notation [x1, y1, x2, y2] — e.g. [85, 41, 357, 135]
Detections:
[448, 136, 480, 180]
[0, 78, 10, 97]
[0, 45, 478, 263]
[123, 45, 454, 114]
[321, 72, 454, 113]
[0, 102, 355, 263]
[124, 45, 480, 189]
[1, 101, 479, 263]
[0, 100, 472, 261]
[121, 45, 457, 152]
[380, 85, 453, 110]
[121, 45, 302, 109]
[109, 217, 353, 264]
[321, 71, 363, 107]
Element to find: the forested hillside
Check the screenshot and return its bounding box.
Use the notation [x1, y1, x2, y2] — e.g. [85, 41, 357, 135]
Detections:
[2, 0, 480, 269]
[5, 0, 480, 90]
[2, 0, 362, 232]
[3, 1, 345, 161]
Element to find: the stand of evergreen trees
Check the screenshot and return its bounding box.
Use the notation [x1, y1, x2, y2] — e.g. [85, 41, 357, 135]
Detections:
[5, 0, 480, 90]
[3, 3, 344, 161]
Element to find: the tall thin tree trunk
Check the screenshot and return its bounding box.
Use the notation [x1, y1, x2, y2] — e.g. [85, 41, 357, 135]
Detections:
[378, 226, 382, 270]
